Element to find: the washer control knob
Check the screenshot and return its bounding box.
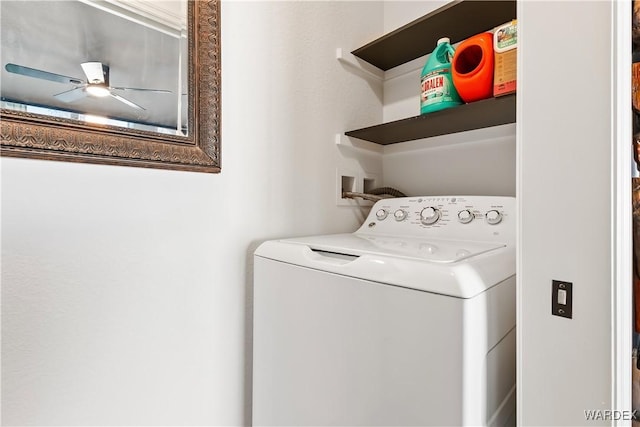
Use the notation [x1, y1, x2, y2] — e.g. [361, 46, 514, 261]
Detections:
[486, 210, 503, 225]
[394, 209, 408, 222]
[375, 209, 388, 221]
[458, 209, 474, 224]
[420, 207, 440, 225]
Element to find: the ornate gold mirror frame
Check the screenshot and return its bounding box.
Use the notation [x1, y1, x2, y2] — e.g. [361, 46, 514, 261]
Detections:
[0, 0, 220, 173]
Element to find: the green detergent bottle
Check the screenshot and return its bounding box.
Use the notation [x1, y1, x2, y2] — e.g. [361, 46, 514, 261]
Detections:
[420, 37, 462, 114]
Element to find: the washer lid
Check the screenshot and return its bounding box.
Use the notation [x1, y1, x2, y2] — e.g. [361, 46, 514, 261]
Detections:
[285, 233, 505, 263]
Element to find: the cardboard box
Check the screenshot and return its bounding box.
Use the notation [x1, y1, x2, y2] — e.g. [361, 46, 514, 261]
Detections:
[493, 20, 517, 97]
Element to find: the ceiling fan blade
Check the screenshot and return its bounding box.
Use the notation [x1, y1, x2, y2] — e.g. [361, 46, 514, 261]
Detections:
[5, 63, 85, 85]
[110, 86, 172, 94]
[110, 93, 145, 111]
[81, 62, 109, 85]
[53, 87, 87, 103]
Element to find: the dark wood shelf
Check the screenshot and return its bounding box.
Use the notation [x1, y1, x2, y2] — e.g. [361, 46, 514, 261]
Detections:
[345, 0, 517, 145]
[352, 0, 516, 71]
[345, 95, 516, 145]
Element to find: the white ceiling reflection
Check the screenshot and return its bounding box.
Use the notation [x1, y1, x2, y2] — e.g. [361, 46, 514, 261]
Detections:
[1, 0, 188, 134]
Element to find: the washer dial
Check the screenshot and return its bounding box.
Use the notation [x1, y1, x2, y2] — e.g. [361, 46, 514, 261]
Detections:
[486, 210, 503, 225]
[394, 209, 408, 222]
[458, 209, 474, 224]
[420, 207, 441, 225]
[376, 209, 388, 221]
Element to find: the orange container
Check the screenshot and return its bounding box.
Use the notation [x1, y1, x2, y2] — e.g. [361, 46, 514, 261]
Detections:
[452, 32, 494, 103]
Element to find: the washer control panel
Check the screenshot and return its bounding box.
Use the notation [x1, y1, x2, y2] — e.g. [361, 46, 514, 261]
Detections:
[357, 196, 515, 244]
[393, 209, 408, 222]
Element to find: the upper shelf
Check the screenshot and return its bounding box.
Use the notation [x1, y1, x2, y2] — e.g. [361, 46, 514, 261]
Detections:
[352, 0, 516, 71]
[345, 95, 516, 145]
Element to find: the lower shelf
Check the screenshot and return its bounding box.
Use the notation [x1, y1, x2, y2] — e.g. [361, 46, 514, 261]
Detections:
[345, 94, 516, 145]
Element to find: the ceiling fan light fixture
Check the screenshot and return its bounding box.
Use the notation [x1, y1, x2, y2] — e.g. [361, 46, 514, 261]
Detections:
[86, 85, 110, 98]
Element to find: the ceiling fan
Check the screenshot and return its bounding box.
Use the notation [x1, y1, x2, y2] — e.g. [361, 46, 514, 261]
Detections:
[5, 62, 171, 111]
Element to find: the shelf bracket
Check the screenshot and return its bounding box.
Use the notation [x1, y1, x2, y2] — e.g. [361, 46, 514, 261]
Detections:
[336, 48, 384, 82]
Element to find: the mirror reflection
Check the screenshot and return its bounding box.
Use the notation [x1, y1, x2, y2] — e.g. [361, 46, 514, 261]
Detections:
[1, 0, 188, 136]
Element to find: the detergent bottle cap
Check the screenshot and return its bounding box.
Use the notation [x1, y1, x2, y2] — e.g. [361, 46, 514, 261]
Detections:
[437, 37, 450, 45]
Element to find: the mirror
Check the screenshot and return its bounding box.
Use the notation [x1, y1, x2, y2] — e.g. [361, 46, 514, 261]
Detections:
[0, 0, 220, 173]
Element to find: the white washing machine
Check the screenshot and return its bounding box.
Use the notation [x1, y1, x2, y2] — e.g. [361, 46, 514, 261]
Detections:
[253, 196, 516, 427]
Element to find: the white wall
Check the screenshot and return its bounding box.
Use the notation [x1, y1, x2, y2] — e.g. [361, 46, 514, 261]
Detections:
[518, 1, 615, 425]
[382, 0, 448, 33]
[0, 1, 383, 425]
[383, 125, 516, 197]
